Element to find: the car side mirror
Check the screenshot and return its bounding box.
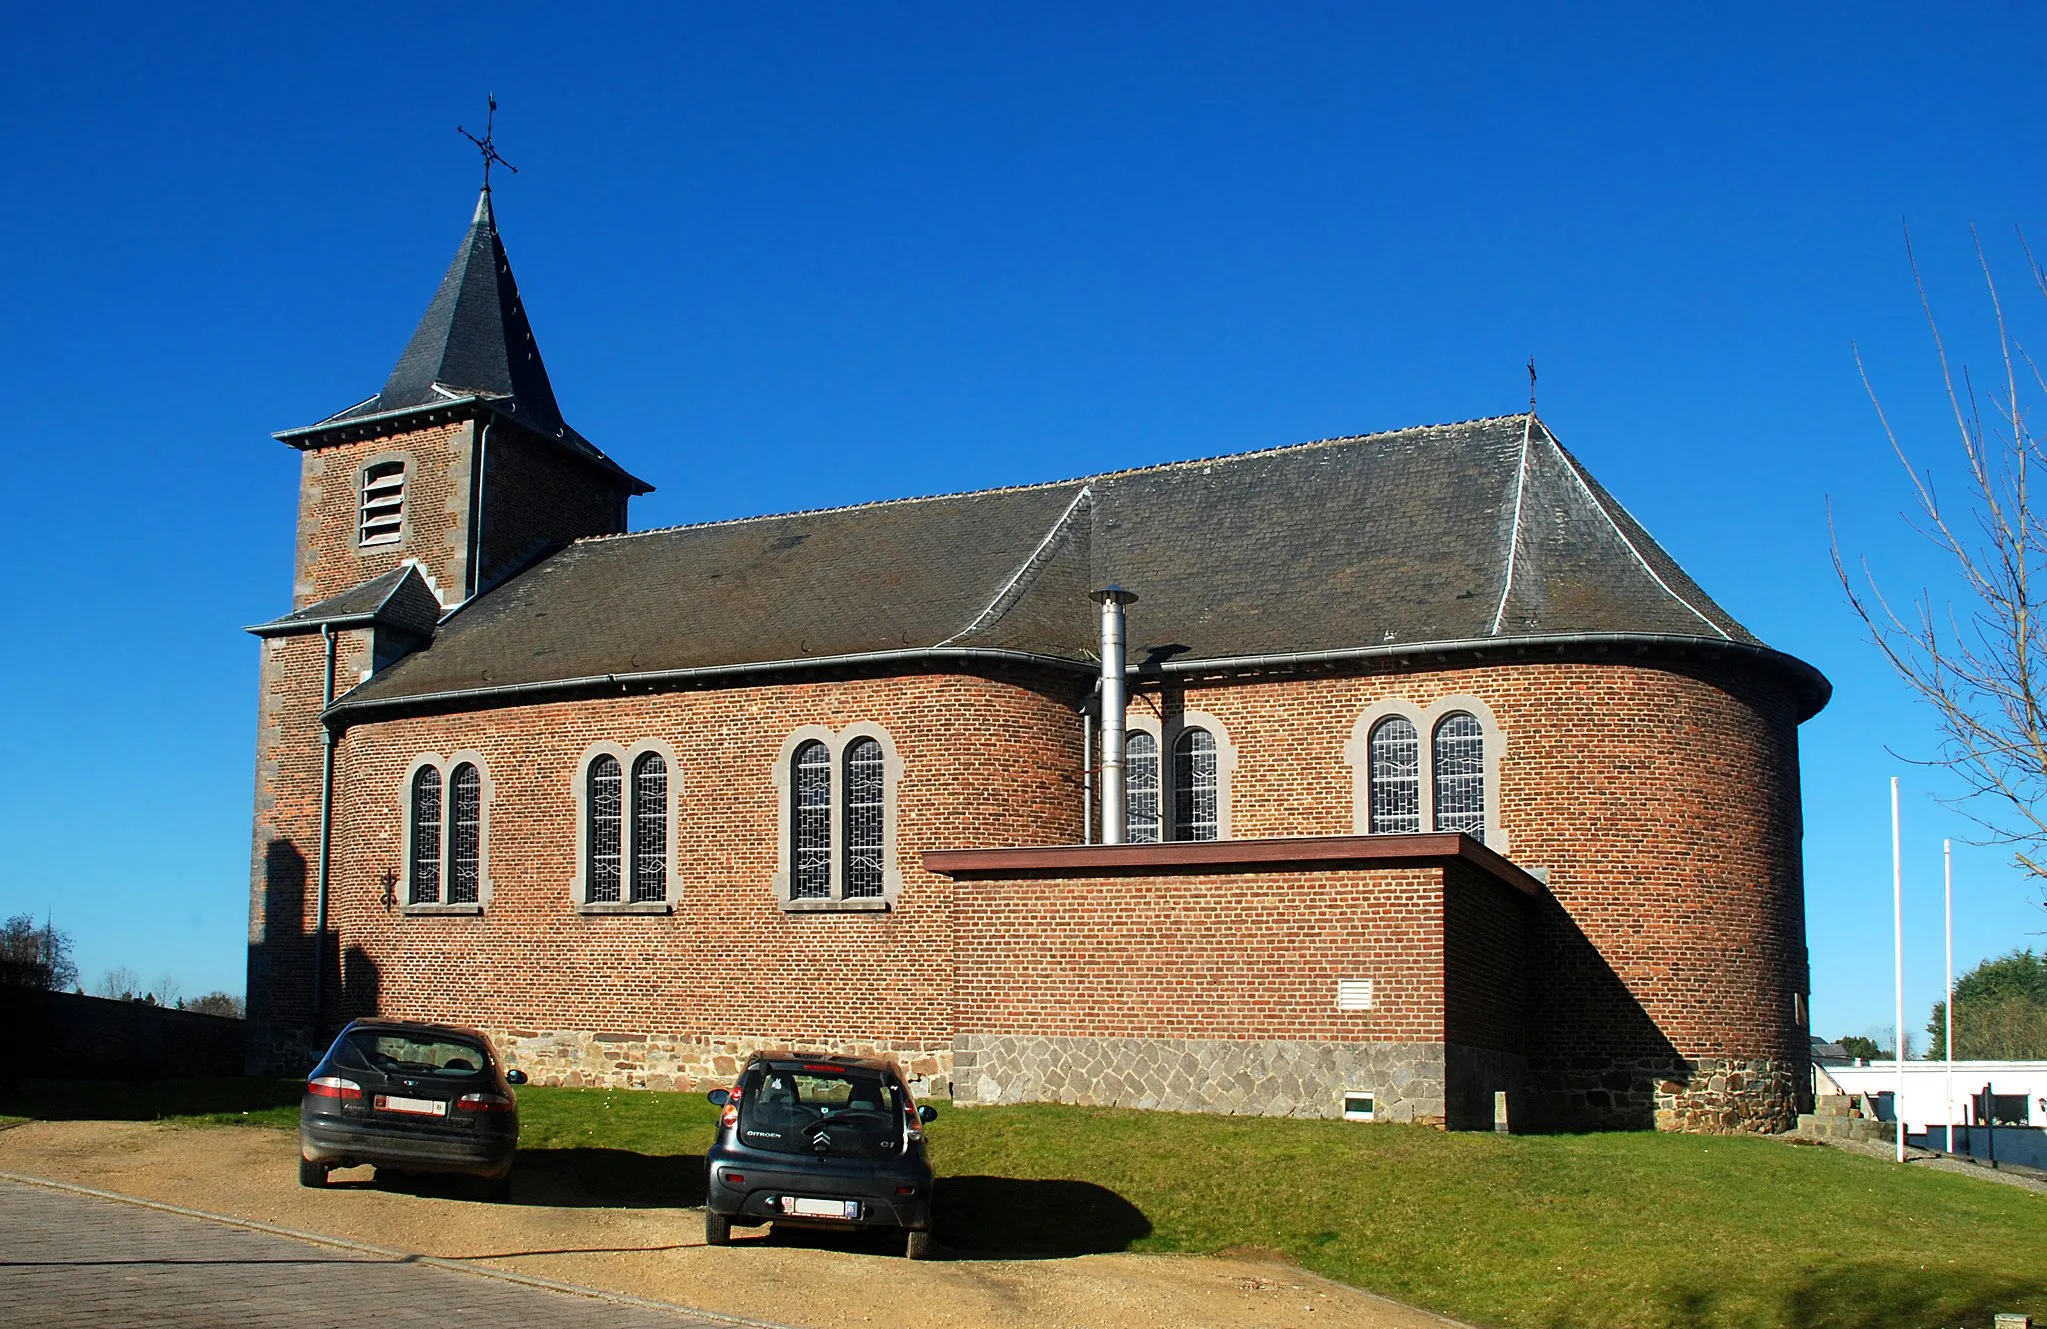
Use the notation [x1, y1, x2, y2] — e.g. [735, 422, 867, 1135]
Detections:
[505, 1069, 528, 1086]
[707, 1089, 730, 1107]
[918, 1104, 938, 1123]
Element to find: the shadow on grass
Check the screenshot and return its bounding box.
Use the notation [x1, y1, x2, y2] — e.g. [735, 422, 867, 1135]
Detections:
[933, 1175, 1151, 1258]
[0, 1076, 303, 1124]
[1653, 1261, 2047, 1329]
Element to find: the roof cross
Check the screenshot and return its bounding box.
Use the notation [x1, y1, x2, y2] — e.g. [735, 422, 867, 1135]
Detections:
[458, 94, 520, 192]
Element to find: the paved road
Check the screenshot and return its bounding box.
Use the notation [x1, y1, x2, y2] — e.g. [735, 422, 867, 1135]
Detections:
[0, 1178, 736, 1328]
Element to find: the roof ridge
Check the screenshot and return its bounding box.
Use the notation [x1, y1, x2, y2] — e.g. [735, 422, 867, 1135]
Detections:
[1535, 419, 1734, 642]
[936, 484, 1095, 647]
[577, 413, 1534, 548]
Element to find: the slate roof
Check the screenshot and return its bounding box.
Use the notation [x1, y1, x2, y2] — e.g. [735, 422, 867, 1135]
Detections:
[331, 415, 1829, 719]
[274, 190, 650, 494]
[247, 565, 444, 639]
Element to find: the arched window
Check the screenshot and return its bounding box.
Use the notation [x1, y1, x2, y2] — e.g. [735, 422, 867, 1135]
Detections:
[1173, 727, 1219, 842]
[843, 738, 885, 898]
[1432, 712, 1486, 837]
[449, 763, 482, 904]
[630, 753, 668, 904]
[585, 754, 623, 903]
[1368, 717, 1421, 834]
[792, 740, 832, 900]
[1125, 730, 1161, 844]
[409, 765, 442, 904]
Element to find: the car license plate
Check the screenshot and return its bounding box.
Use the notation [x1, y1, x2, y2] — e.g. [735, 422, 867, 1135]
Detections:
[786, 1196, 858, 1220]
[375, 1094, 446, 1117]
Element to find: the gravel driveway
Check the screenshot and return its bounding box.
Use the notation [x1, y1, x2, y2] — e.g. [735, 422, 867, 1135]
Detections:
[0, 1120, 1460, 1329]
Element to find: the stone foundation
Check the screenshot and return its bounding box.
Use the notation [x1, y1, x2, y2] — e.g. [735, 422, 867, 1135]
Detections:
[485, 1028, 954, 1099]
[1522, 1053, 1801, 1133]
[1654, 1056, 1801, 1134]
[952, 1034, 1467, 1122]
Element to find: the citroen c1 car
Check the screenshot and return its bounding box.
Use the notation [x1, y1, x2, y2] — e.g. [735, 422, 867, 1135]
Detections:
[298, 1019, 527, 1199]
[704, 1052, 939, 1257]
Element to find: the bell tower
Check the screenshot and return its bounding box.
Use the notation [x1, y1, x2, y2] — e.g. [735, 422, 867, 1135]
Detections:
[245, 181, 652, 1063]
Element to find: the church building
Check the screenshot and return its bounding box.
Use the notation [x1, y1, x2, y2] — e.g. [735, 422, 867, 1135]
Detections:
[247, 186, 1829, 1133]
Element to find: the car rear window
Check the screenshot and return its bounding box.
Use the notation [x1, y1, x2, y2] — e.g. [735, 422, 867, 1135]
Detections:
[738, 1064, 905, 1158]
[339, 1031, 490, 1078]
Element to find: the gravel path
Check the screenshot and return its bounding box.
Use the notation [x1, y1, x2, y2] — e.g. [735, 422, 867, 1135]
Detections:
[0, 1120, 1464, 1329]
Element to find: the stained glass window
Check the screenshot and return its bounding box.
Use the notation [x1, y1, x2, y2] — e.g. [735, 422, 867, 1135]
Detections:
[1432, 712, 1486, 838]
[409, 765, 442, 904]
[1174, 727, 1219, 841]
[792, 740, 831, 900]
[630, 752, 668, 903]
[844, 738, 885, 898]
[586, 754, 622, 903]
[1126, 730, 1161, 844]
[449, 763, 481, 904]
[1368, 717, 1421, 834]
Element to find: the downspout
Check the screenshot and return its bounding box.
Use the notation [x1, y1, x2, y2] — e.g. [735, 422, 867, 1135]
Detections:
[1091, 587, 1137, 844]
[1081, 682, 1098, 845]
[465, 415, 493, 600]
[311, 624, 338, 1033]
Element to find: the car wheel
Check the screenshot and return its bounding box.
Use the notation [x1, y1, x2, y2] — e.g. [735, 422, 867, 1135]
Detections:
[904, 1228, 933, 1260]
[705, 1211, 732, 1246]
[298, 1156, 328, 1188]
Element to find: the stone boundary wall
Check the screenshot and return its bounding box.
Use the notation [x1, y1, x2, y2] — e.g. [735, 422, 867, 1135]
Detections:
[487, 1028, 954, 1100]
[952, 1033, 1450, 1122]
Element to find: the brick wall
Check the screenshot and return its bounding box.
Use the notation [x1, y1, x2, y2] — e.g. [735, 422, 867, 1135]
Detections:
[282, 670, 1084, 1082]
[293, 423, 472, 609]
[249, 631, 1809, 1130]
[476, 427, 628, 591]
[1146, 656, 1809, 1129]
[952, 866, 1446, 1043]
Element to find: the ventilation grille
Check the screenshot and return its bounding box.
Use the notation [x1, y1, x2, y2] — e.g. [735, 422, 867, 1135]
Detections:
[1336, 979, 1374, 1011]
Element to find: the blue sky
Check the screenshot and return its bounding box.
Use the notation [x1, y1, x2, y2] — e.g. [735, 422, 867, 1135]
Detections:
[2, 3, 2043, 1040]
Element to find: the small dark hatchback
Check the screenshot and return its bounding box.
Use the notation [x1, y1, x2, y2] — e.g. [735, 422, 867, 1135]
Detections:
[298, 1019, 527, 1199]
[704, 1052, 939, 1257]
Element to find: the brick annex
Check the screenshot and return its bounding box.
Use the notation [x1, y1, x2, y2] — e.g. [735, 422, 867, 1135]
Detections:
[246, 187, 1831, 1134]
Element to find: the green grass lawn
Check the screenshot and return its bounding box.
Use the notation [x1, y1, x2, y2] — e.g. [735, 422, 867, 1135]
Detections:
[4, 1077, 2042, 1328]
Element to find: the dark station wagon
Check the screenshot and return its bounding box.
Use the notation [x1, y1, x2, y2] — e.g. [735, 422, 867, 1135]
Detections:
[705, 1052, 939, 1258]
[298, 1019, 527, 1200]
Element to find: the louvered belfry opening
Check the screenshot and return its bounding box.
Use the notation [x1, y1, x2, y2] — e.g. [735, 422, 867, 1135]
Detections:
[358, 461, 405, 546]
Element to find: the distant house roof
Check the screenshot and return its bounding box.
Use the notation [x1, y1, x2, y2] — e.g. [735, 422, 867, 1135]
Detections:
[273, 189, 650, 495]
[247, 565, 444, 639]
[327, 414, 1830, 722]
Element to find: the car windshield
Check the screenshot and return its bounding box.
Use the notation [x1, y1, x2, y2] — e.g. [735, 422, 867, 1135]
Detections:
[738, 1064, 905, 1158]
[338, 1030, 489, 1079]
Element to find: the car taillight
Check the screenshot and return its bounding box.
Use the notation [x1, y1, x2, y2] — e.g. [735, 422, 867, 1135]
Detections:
[904, 1101, 924, 1143]
[308, 1076, 362, 1101]
[721, 1085, 741, 1130]
[456, 1092, 514, 1113]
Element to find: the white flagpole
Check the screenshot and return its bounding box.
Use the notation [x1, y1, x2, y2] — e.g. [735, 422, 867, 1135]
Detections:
[1893, 777, 1905, 1163]
[1945, 838, 1954, 1154]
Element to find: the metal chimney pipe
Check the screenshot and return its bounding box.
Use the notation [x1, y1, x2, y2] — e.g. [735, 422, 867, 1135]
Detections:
[1091, 586, 1138, 844]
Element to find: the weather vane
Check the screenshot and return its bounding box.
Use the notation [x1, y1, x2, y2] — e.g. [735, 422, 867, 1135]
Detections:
[458, 93, 519, 192]
[1527, 356, 1537, 412]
